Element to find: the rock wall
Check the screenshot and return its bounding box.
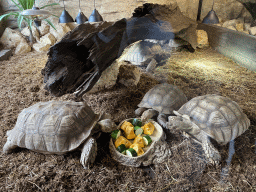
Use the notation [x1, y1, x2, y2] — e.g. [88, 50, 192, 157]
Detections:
[0, 0, 252, 30]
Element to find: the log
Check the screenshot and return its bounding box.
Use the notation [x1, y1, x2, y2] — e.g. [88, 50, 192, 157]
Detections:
[41, 3, 197, 97]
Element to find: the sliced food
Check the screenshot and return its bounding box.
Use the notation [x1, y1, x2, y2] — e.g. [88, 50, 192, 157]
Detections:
[143, 135, 152, 146]
[134, 126, 143, 135]
[131, 118, 142, 127]
[133, 134, 145, 148]
[124, 125, 136, 139]
[142, 122, 155, 135]
[130, 143, 144, 156]
[116, 144, 127, 154]
[111, 129, 121, 139]
[126, 148, 137, 157]
[115, 136, 132, 148]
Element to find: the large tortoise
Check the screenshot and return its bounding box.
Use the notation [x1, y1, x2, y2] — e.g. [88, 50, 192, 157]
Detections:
[135, 83, 187, 127]
[167, 94, 250, 164]
[3, 100, 116, 169]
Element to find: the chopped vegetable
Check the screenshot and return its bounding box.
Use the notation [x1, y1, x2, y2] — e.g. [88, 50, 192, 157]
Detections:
[133, 134, 145, 148]
[124, 126, 136, 139]
[121, 121, 134, 131]
[115, 136, 132, 148]
[111, 129, 121, 139]
[126, 148, 137, 157]
[142, 122, 155, 135]
[131, 118, 142, 127]
[134, 126, 143, 135]
[130, 143, 144, 156]
[143, 135, 152, 146]
[121, 121, 136, 139]
[116, 144, 127, 154]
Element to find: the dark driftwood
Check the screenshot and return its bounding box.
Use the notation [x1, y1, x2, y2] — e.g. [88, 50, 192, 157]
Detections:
[42, 3, 197, 97]
[42, 19, 126, 97]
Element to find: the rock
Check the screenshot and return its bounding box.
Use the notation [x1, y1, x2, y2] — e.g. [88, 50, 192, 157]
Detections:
[196, 30, 209, 48]
[21, 26, 40, 41]
[87, 60, 142, 93]
[235, 23, 244, 32]
[50, 23, 71, 42]
[33, 42, 51, 52]
[214, 23, 222, 27]
[87, 60, 121, 94]
[33, 33, 57, 52]
[0, 28, 27, 49]
[244, 23, 251, 31]
[0, 49, 12, 61]
[117, 61, 141, 87]
[40, 33, 56, 46]
[243, 30, 250, 34]
[14, 40, 31, 55]
[39, 22, 50, 36]
[227, 25, 237, 31]
[222, 19, 239, 28]
[67, 23, 79, 30]
[249, 26, 256, 36]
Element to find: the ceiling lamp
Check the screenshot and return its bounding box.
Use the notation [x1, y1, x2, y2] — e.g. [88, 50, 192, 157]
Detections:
[21, 1, 50, 27]
[75, 0, 88, 24]
[59, 0, 74, 23]
[88, 0, 103, 22]
[202, 0, 219, 24]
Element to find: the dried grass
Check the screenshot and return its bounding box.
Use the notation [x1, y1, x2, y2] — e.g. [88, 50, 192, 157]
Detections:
[0, 47, 255, 191]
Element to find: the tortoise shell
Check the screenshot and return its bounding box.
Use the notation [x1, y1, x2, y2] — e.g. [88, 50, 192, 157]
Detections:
[119, 40, 155, 65]
[138, 83, 188, 115]
[177, 94, 250, 145]
[4, 101, 101, 154]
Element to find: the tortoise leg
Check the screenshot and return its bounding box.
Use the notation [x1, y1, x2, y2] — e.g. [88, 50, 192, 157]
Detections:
[157, 113, 168, 128]
[145, 58, 157, 73]
[3, 131, 18, 153]
[135, 107, 147, 116]
[141, 109, 158, 123]
[3, 141, 18, 154]
[220, 140, 235, 181]
[80, 137, 97, 169]
[202, 136, 221, 165]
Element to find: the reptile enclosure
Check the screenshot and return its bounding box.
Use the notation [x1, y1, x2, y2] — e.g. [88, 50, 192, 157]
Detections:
[0, 1, 256, 192]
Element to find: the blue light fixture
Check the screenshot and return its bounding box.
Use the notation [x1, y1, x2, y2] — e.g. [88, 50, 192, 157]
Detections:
[75, 0, 88, 24]
[202, 0, 219, 24]
[59, 0, 74, 23]
[88, 0, 103, 22]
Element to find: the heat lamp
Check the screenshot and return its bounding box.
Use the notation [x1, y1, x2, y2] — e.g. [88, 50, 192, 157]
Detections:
[88, 0, 103, 22]
[202, 0, 219, 24]
[75, 0, 88, 24]
[21, 0, 51, 27]
[59, 0, 74, 23]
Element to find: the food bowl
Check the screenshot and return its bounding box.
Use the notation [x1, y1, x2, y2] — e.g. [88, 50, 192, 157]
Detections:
[109, 118, 171, 167]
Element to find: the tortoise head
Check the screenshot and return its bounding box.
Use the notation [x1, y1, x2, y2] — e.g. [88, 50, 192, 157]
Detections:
[167, 110, 201, 136]
[98, 119, 117, 133]
[97, 113, 117, 133]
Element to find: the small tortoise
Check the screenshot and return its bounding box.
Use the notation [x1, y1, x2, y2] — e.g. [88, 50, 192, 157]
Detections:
[3, 100, 116, 169]
[135, 83, 187, 127]
[167, 94, 250, 164]
[118, 40, 164, 72]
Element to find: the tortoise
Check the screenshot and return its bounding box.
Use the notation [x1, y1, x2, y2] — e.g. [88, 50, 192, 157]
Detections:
[135, 83, 187, 127]
[3, 100, 116, 169]
[167, 94, 250, 164]
[118, 40, 166, 72]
